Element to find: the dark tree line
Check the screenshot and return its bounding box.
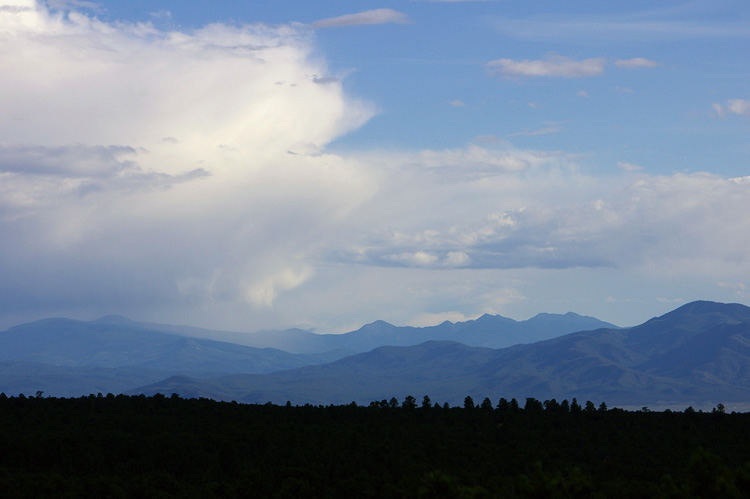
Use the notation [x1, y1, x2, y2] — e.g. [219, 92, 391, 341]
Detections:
[0, 392, 748, 497]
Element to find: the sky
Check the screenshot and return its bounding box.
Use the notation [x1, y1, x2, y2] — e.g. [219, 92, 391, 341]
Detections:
[1, 0, 749, 333]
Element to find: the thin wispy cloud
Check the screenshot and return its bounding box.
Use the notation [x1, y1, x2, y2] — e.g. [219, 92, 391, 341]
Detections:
[617, 161, 643, 171]
[47, 0, 100, 10]
[615, 57, 659, 68]
[490, 15, 750, 42]
[149, 10, 172, 19]
[726, 99, 749, 116]
[508, 125, 563, 137]
[656, 297, 684, 304]
[713, 99, 750, 118]
[0, 4, 31, 13]
[311, 9, 410, 28]
[487, 55, 659, 80]
[312, 76, 341, 84]
[717, 281, 746, 297]
[487, 55, 605, 78]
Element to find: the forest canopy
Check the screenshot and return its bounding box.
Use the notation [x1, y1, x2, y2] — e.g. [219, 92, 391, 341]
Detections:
[0, 393, 748, 497]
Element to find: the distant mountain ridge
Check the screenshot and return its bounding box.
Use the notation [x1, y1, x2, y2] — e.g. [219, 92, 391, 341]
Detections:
[6, 301, 750, 408]
[0, 318, 348, 377]
[134, 301, 750, 408]
[0, 307, 615, 397]
[314, 311, 617, 353]
[92, 310, 617, 354]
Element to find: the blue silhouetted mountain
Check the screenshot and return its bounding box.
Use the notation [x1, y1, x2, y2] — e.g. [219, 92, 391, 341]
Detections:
[0, 317, 350, 397]
[315, 312, 614, 353]
[6, 300, 750, 407]
[131, 301, 750, 408]
[622, 300, 750, 355]
[100, 312, 615, 354]
[0, 310, 611, 397]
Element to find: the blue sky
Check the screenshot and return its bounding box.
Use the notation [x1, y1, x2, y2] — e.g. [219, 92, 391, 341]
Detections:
[1, 0, 749, 333]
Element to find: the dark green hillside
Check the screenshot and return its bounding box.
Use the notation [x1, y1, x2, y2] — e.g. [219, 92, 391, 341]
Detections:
[1, 394, 749, 498]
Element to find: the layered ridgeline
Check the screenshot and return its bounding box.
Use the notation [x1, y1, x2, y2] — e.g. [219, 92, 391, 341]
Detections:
[0, 318, 349, 397]
[4, 301, 750, 408]
[0, 310, 614, 397]
[135, 301, 750, 408]
[90, 311, 616, 354]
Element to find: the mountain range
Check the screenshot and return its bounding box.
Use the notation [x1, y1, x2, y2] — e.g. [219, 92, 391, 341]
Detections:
[91, 311, 615, 354]
[0, 309, 612, 397]
[3, 301, 750, 409]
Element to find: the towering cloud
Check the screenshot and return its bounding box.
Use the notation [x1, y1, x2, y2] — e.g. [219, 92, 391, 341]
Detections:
[0, 0, 376, 328]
